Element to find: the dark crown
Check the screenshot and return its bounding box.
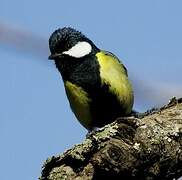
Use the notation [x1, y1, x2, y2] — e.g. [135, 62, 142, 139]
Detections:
[49, 27, 91, 54]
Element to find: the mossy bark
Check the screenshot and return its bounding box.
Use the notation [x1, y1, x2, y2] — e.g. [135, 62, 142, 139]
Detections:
[40, 98, 182, 180]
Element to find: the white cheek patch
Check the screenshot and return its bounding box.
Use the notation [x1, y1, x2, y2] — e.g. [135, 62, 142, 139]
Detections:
[62, 41, 92, 58]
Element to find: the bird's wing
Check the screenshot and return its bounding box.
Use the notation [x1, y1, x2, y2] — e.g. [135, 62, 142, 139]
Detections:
[96, 50, 134, 114]
[100, 51, 128, 76]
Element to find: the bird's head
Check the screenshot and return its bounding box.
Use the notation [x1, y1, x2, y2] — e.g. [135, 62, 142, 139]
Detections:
[49, 27, 99, 60]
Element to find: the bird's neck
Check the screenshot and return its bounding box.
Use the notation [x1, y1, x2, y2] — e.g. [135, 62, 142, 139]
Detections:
[55, 55, 101, 90]
[55, 57, 80, 80]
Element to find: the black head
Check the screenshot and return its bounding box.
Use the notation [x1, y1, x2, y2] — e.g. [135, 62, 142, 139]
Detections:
[49, 27, 99, 59]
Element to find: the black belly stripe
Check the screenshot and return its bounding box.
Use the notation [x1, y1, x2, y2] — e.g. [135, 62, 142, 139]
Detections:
[88, 83, 126, 127]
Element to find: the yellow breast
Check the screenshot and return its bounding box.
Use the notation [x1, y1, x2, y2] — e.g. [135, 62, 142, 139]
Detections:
[64, 81, 93, 129]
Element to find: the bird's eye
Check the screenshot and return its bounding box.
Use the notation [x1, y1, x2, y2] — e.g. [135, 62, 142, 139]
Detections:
[62, 41, 92, 58]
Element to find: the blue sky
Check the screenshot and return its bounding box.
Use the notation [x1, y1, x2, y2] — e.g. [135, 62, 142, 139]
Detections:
[1, 1, 182, 179]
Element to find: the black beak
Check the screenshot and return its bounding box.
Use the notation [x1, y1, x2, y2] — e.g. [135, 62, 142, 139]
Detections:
[48, 53, 63, 60]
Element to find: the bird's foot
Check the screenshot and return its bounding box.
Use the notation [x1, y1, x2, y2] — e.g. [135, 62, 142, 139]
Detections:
[86, 127, 100, 138]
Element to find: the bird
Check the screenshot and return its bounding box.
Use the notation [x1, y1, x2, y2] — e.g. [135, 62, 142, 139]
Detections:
[48, 27, 134, 131]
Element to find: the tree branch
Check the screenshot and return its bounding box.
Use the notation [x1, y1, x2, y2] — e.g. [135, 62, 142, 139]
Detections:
[39, 98, 182, 180]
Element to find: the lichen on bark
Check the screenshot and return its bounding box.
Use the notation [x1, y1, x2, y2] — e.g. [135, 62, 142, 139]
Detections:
[40, 98, 182, 180]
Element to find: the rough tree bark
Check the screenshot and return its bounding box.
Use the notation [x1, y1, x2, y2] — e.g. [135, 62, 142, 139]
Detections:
[39, 98, 182, 180]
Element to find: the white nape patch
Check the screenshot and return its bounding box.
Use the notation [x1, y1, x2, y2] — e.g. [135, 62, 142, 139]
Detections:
[62, 41, 92, 58]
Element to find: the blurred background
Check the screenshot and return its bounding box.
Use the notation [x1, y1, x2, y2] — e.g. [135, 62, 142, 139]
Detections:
[0, 1, 182, 179]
